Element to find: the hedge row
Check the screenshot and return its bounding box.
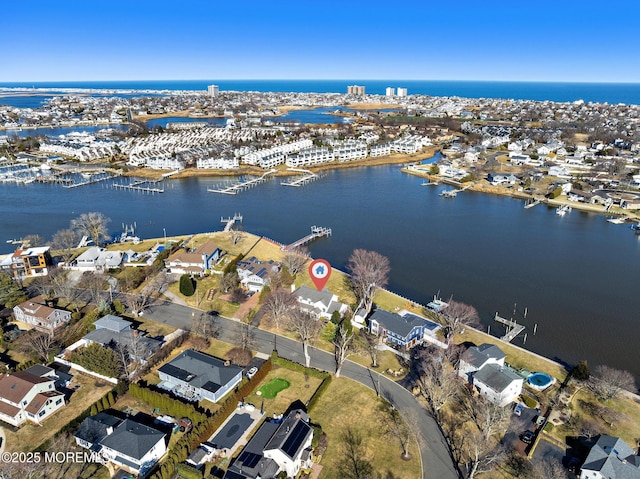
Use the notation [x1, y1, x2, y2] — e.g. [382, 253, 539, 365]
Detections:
[129, 382, 207, 424]
[270, 351, 330, 379]
[135, 332, 187, 379]
[307, 375, 332, 413]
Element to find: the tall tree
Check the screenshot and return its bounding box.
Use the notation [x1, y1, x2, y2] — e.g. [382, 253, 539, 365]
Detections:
[70, 211, 111, 246]
[461, 392, 510, 442]
[233, 322, 256, 352]
[589, 364, 636, 401]
[378, 400, 412, 459]
[78, 271, 109, 305]
[282, 247, 309, 276]
[440, 299, 480, 344]
[264, 289, 297, 329]
[286, 307, 322, 368]
[339, 427, 375, 479]
[415, 353, 459, 422]
[23, 332, 58, 363]
[346, 249, 390, 314]
[23, 234, 46, 247]
[51, 228, 81, 264]
[334, 322, 356, 377]
[192, 312, 219, 338]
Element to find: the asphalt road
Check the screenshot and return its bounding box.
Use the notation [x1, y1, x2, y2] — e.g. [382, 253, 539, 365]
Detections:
[143, 298, 460, 479]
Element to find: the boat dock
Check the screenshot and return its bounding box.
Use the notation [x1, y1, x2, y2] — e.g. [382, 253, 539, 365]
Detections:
[282, 226, 332, 251]
[63, 173, 114, 189]
[112, 177, 164, 193]
[208, 170, 276, 195]
[221, 213, 243, 232]
[494, 312, 525, 342]
[524, 198, 542, 209]
[281, 168, 319, 187]
[439, 185, 471, 197]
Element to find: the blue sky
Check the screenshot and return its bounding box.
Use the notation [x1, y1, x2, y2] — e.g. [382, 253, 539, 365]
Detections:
[2, 0, 639, 82]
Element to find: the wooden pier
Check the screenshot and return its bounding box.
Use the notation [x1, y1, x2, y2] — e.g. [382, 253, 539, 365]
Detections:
[63, 173, 114, 189]
[208, 170, 276, 195]
[221, 213, 243, 232]
[524, 198, 542, 209]
[281, 168, 319, 187]
[494, 312, 525, 342]
[111, 177, 164, 193]
[439, 185, 471, 197]
[282, 226, 332, 251]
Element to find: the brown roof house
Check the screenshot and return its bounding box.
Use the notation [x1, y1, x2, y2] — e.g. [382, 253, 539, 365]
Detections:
[13, 297, 72, 335]
[0, 370, 65, 427]
[165, 240, 223, 276]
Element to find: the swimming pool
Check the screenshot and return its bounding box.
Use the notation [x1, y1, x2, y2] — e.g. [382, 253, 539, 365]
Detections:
[527, 372, 555, 390]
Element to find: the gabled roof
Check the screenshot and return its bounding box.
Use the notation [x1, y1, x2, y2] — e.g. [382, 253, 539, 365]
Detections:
[94, 315, 132, 332]
[75, 412, 122, 445]
[100, 418, 165, 460]
[461, 343, 506, 369]
[237, 256, 280, 278]
[264, 409, 312, 460]
[24, 364, 55, 378]
[0, 371, 52, 403]
[158, 349, 243, 394]
[25, 391, 64, 414]
[582, 435, 640, 479]
[194, 240, 221, 256]
[223, 420, 281, 479]
[293, 285, 333, 308]
[369, 309, 439, 338]
[473, 363, 522, 393]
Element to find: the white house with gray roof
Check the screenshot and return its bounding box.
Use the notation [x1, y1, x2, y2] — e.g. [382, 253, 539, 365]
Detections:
[580, 435, 640, 479]
[158, 349, 243, 403]
[368, 308, 441, 349]
[236, 256, 281, 293]
[74, 412, 167, 476]
[458, 343, 523, 406]
[291, 285, 348, 321]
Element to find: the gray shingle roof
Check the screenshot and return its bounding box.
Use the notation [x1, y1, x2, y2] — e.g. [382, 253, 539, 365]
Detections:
[369, 309, 438, 338]
[293, 285, 333, 308]
[94, 315, 132, 332]
[100, 418, 165, 460]
[158, 349, 243, 394]
[461, 343, 506, 369]
[75, 412, 122, 445]
[582, 435, 640, 479]
[473, 363, 522, 393]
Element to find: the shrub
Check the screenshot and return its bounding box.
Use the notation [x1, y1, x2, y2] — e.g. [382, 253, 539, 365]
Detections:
[180, 274, 195, 296]
[112, 298, 125, 314]
[69, 342, 121, 377]
[521, 394, 537, 408]
[572, 360, 590, 381]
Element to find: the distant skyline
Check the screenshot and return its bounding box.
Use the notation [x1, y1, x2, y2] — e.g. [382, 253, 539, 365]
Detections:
[3, 0, 640, 83]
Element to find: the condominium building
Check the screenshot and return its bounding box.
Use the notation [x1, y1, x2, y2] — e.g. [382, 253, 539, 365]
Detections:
[286, 147, 334, 167]
[207, 84, 219, 98]
[347, 85, 366, 95]
[397, 87, 408, 97]
[385, 87, 395, 97]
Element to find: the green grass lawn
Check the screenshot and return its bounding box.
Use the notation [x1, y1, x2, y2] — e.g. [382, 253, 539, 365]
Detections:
[258, 377, 291, 398]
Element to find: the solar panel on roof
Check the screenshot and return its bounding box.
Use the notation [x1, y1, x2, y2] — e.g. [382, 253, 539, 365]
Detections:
[281, 421, 310, 458]
[238, 450, 261, 468]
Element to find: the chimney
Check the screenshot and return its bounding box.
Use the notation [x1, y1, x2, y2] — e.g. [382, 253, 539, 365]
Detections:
[224, 360, 230, 367]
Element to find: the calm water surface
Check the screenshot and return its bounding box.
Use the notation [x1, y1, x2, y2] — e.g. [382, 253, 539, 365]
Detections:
[1, 164, 639, 379]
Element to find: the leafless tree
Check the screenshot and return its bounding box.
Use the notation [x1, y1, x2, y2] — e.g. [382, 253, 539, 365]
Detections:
[589, 364, 636, 401]
[463, 431, 506, 479]
[24, 332, 58, 363]
[282, 247, 309, 276]
[580, 417, 600, 441]
[360, 330, 380, 368]
[334, 322, 357, 377]
[192, 312, 219, 338]
[533, 458, 570, 479]
[378, 400, 412, 459]
[346, 249, 390, 314]
[461, 392, 510, 442]
[70, 211, 111, 246]
[415, 353, 460, 421]
[28, 274, 54, 299]
[229, 227, 245, 246]
[78, 271, 109, 305]
[233, 322, 256, 351]
[219, 271, 240, 293]
[48, 269, 82, 309]
[51, 228, 82, 264]
[441, 299, 480, 344]
[339, 427, 375, 479]
[264, 288, 297, 329]
[287, 307, 322, 368]
[23, 234, 46, 247]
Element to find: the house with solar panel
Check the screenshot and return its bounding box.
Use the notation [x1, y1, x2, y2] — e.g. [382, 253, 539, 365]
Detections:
[74, 411, 167, 476]
[367, 308, 442, 349]
[236, 256, 281, 293]
[157, 349, 243, 403]
[224, 408, 313, 479]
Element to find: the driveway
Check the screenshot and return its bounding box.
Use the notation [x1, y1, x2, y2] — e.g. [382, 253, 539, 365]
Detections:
[143, 298, 460, 479]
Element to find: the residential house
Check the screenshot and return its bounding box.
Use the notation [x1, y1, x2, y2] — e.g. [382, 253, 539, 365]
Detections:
[0, 246, 52, 280]
[291, 285, 348, 321]
[13, 297, 71, 335]
[75, 412, 167, 476]
[73, 247, 123, 272]
[24, 364, 73, 390]
[458, 343, 523, 406]
[157, 349, 243, 403]
[0, 370, 65, 427]
[165, 240, 223, 276]
[368, 308, 441, 349]
[224, 409, 313, 479]
[236, 256, 281, 293]
[579, 434, 640, 479]
[487, 173, 519, 186]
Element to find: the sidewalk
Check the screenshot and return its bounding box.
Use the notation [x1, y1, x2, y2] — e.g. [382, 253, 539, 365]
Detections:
[161, 290, 188, 307]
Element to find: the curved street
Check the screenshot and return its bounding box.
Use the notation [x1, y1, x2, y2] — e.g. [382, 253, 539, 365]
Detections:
[141, 297, 460, 479]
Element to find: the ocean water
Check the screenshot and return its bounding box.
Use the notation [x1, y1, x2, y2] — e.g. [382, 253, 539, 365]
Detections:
[2, 80, 640, 105]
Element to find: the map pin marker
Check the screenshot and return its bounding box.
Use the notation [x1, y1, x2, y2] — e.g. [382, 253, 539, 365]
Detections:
[309, 259, 332, 291]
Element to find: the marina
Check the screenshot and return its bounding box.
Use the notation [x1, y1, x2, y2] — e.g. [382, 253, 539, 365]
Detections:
[281, 168, 320, 187]
[207, 170, 276, 195]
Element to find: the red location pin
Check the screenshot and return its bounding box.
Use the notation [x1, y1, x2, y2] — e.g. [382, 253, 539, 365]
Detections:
[309, 259, 332, 291]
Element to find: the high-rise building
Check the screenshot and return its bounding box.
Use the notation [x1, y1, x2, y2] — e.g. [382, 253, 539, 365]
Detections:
[385, 87, 395, 97]
[207, 84, 219, 98]
[397, 87, 408, 97]
[347, 85, 365, 95]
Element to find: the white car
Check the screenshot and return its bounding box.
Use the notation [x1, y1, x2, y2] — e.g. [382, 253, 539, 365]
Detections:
[246, 367, 258, 379]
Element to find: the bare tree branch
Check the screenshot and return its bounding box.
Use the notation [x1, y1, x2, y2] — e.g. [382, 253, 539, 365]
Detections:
[264, 288, 297, 329]
[287, 307, 322, 368]
[441, 299, 480, 344]
[70, 211, 111, 246]
[346, 249, 390, 315]
[588, 364, 636, 401]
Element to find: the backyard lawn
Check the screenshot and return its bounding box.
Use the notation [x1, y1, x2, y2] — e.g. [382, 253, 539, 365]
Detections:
[310, 377, 421, 479]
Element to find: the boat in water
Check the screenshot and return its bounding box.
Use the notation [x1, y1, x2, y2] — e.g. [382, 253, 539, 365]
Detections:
[556, 204, 572, 216]
[631, 223, 640, 234]
[607, 216, 626, 224]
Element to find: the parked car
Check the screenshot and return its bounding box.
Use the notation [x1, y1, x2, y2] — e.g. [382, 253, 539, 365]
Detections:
[513, 403, 524, 416]
[520, 430, 535, 444]
[246, 367, 258, 379]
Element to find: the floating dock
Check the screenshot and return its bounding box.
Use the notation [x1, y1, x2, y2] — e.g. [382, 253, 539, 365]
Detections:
[208, 170, 276, 195]
[281, 168, 319, 187]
